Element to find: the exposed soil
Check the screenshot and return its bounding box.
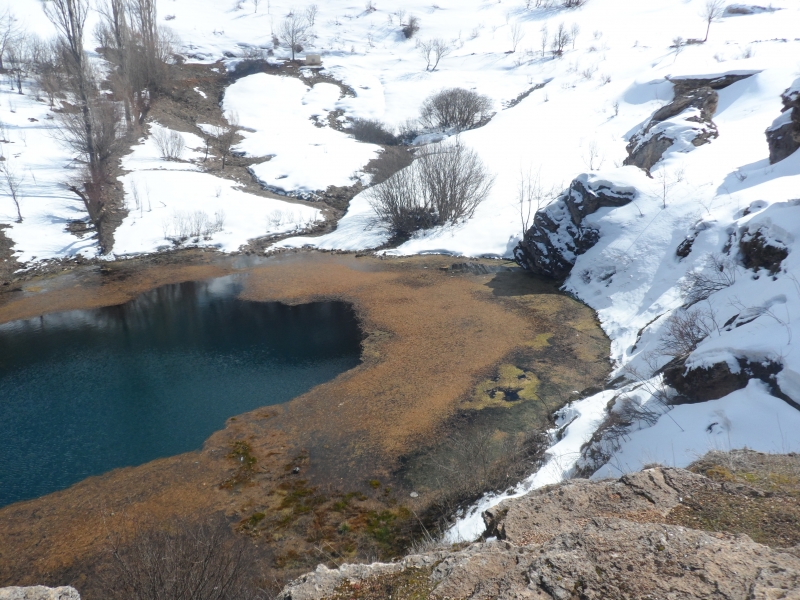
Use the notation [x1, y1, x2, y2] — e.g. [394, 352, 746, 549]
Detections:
[0, 252, 609, 598]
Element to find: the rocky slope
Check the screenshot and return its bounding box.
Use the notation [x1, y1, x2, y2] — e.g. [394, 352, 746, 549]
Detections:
[278, 461, 800, 599]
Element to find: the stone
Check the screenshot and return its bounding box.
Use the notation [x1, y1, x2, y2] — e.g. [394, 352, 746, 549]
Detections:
[513, 175, 635, 279]
[278, 467, 800, 599]
[0, 588, 80, 600]
[624, 74, 754, 173]
[766, 77, 800, 164]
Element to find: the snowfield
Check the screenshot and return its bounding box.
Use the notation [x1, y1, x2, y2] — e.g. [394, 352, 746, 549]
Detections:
[3, 0, 800, 542]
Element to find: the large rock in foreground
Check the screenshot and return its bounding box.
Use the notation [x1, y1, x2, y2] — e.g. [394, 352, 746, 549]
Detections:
[278, 467, 800, 599]
[513, 174, 635, 279]
[766, 77, 800, 164]
[0, 588, 80, 600]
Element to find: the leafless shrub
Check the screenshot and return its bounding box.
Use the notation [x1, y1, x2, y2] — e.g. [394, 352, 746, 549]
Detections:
[277, 10, 311, 61]
[658, 306, 717, 359]
[107, 516, 260, 600]
[562, 0, 586, 6]
[152, 127, 185, 161]
[517, 168, 557, 235]
[509, 22, 524, 53]
[679, 253, 738, 304]
[366, 138, 494, 237]
[349, 118, 399, 145]
[402, 14, 420, 39]
[418, 87, 493, 132]
[0, 159, 23, 222]
[164, 209, 225, 243]
[418, 37, 451, 71]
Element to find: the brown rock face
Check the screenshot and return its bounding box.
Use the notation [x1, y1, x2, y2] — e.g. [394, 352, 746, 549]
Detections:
[278, 467, 800, 599]
[766, 78, 800, 164]
[624, 74, 754, 173]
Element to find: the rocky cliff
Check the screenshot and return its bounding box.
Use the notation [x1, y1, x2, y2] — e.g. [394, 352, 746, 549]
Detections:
[277, 464, 800, 599]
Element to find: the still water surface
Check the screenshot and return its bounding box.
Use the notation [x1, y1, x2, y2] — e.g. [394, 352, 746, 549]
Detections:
[0, 276, 362, 507]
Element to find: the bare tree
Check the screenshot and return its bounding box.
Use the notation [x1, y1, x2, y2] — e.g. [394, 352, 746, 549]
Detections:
[539, 24, 548, 57]
[701, 0, 725, 42]
[45, 0, 110, 225]
[30, 38, 65, 107]
[419, 87, 493, 132]
[418, 38, 452, 71]
[0, 159, 23, 223]
[305, 4, 319, 26]
[509, 22, 524, 53]
[550, 22, 569, 56]
[0, 8, 21, 72]
[253, 0, 260, 13]
[366, 137, 494, 236]
[5, 34, 30, 94]
[277, 10, 311, 61]
[570, 23, 580, 49]
[210, 113, 240, 170]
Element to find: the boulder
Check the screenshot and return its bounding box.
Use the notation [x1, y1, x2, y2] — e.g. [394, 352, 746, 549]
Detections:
[514, 175, 635, 279]
[766, 77, 800, 164]
[0, 588, 80, 600]
[625, 74, 754, 173]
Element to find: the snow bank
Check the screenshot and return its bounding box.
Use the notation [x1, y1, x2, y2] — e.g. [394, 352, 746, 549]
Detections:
[112, 124, 322, 256]
[222, 73, 380, 195]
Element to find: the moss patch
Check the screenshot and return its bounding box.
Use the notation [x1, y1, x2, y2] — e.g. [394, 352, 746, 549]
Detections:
[466, 363, 541, 409]
[667, 450, 800, 548]
[327, 567, 436, 600]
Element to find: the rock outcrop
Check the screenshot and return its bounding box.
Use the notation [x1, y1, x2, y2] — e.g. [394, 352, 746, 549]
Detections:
[625, 73, 754, 172]
[513, 174, 635, 279]
[278, 467, 800, 599]
[0, 588, 80, 600]
[766, 77, 800, 164]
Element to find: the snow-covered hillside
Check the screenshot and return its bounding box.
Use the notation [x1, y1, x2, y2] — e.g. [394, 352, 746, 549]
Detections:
[3, 0, 800, 541]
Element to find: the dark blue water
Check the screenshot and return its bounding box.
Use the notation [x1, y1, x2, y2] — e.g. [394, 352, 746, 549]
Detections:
[0, 276, 362, 507]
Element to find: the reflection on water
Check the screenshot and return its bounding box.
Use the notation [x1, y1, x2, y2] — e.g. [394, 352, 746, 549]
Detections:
[0, 276, 362, 507]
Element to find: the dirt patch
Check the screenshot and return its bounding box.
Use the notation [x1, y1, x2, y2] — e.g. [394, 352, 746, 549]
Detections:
[0, 253, 609, 597]
[667, 449, 800, 548]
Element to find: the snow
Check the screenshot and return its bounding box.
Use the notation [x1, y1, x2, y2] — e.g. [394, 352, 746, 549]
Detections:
[592, 380, 800, 478]
[112, 123, 322, 256]
[4, 0, 800, 543]
[0, 87, 98, 263]
[221, 73, 380, 196]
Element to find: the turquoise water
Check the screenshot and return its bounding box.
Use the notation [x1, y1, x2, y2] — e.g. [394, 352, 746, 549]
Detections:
[0, 276, 362, 507]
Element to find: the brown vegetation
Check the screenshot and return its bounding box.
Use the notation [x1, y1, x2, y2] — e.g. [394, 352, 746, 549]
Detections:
[0, 253, 609, 598]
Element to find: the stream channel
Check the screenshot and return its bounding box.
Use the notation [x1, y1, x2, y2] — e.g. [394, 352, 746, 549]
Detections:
[0, 275, 362, 507]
